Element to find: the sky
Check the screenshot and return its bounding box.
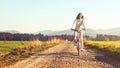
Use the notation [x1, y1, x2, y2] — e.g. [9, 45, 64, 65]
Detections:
[0, 0, 120, 33]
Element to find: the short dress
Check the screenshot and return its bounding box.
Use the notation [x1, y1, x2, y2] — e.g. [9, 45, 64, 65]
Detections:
[74, 19, 84, 31]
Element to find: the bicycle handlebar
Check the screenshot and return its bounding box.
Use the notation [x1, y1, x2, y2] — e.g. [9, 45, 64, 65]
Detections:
[71, 28, 85, 33]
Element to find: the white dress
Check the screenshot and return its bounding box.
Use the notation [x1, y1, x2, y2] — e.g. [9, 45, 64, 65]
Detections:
[72, 19, 85, 49]
[72, 19, 85, 31]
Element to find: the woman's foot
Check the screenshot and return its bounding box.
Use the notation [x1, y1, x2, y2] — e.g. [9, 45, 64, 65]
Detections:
[80, 48, 86, 51]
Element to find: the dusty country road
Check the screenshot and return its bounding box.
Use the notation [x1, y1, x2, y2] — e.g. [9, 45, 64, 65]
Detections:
[5, 42, 120, 68]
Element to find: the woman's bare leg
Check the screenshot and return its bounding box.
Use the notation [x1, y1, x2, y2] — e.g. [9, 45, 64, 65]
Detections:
[74, 31, 77, 42]
[81, 30, 84, 49]
[79, 30, 84, 49]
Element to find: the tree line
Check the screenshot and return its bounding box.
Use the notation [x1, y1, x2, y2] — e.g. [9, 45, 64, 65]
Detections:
[0, 32, 120, 41]
[95, 34, 120, 41]
[0, 32, 74, 41]
[83, 34, 120, 41]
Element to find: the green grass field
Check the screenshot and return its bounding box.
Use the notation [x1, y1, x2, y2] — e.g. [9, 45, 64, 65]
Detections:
[85, 40, 120, 59]
[0, 39, 64, 54]
[0, 41, 31, 54]
[85, 40, 120, 48]
[0, 40, 64, 67]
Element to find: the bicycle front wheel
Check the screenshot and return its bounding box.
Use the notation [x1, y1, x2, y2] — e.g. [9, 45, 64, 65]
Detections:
[77, 42, 80, 56]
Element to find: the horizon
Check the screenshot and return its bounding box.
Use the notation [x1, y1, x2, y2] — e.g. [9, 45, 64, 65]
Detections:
[0, 0, 120, 33]
[0, 26, 120, 34]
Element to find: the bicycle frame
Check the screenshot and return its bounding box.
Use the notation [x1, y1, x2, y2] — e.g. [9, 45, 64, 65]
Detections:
[71, 28, 83, 56]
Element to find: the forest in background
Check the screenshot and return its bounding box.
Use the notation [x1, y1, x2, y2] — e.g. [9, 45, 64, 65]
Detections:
[0, 32, 120, 41]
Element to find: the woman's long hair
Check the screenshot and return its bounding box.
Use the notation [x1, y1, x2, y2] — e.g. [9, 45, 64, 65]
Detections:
[76, 13, 84, 20]
[72, 13, 84, 28]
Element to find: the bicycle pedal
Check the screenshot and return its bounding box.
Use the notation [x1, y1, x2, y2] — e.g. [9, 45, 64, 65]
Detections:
[77, 39, 79, 42]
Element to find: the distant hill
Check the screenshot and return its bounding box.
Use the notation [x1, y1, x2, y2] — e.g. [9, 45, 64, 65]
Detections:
[36, 27, 120, 36]
[96, 27, 120, 35]
[0, 30, 20, 34]
[1, 27, 120, 36]
[35, 28, 97, 36]
[35, 30, 59, 35]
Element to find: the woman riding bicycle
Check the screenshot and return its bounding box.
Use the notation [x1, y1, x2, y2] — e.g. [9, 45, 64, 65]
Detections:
[72, 13, 86, 51]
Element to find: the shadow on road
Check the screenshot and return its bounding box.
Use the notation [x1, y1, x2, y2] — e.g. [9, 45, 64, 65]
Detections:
[37, 52, 78, 57]
[95, 55, 120, 67]
[86, 45, 120, 67]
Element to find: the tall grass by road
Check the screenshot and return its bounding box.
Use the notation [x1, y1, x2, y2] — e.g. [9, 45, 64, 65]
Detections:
[0, 41, 31, 54]
[0, 38, 65, 67]
[85, 40, 120, 60]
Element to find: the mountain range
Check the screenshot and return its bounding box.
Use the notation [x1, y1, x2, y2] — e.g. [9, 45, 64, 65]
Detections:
[36, 27, 120, 36]
[0, 30, 20, 34]
[1, 27, 120, 36]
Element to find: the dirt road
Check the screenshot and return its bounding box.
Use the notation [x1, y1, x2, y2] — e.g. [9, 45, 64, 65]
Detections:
[5, 42, 120, 68]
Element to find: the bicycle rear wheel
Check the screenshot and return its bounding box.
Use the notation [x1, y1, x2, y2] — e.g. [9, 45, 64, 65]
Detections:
[77, 39, 80, 56]
[77, 45, 79, 56]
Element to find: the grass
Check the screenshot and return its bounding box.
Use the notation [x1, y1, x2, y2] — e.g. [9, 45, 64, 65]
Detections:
[0, 41, 31, 54]
[32, 43, 59, 52]
[0, 39, 65, 67]
[85, 40, 120, 60]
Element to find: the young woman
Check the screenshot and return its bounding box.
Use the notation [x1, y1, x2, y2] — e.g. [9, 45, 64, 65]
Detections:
[72, 13, 85, 50]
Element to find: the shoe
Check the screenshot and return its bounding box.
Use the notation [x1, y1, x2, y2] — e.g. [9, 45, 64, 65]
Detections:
[74, 38, 77, 43]
[73, 42, 78, 46]
[80, 48, 86, 51]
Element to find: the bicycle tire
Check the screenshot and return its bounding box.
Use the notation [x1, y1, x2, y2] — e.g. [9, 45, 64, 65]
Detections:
[77, 39, 80, 56]
[77, 44, 79, 56]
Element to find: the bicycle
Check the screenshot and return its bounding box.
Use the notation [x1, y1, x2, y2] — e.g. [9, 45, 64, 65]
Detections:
[71, 28, 85, 56]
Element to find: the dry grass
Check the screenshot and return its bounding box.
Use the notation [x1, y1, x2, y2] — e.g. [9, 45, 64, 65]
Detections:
[85, 40, 120, 60]
[0, 38, 65, 67]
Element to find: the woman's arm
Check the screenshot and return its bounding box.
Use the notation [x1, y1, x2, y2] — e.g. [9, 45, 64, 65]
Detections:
[71, 19, 77, 29]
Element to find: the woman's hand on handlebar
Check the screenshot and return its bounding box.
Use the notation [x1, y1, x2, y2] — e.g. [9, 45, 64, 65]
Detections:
[82, 28, 85, 31]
